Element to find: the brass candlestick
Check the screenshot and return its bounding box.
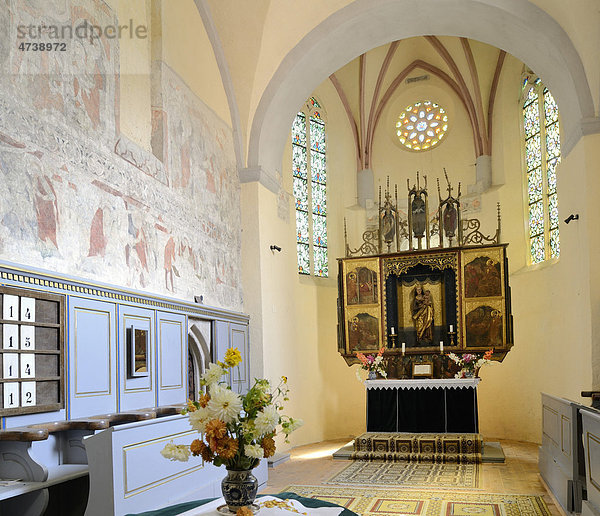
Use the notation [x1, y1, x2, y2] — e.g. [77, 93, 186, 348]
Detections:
[448, 330, 457, 347]
[389, 331, 398, 349]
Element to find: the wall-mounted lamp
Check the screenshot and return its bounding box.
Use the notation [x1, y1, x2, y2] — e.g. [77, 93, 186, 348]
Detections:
[270, 245, 282, 252]
[564, 214, 579, 224]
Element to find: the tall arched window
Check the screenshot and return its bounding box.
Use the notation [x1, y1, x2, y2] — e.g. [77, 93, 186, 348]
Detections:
[521, 75, 560, 264]
[292, 97, 328, 277]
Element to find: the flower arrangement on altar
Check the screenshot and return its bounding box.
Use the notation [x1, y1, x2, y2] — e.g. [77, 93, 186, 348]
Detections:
[355, 347, 388, 380]
[160, 348, 303, 470]
[447, 349, 494, 378]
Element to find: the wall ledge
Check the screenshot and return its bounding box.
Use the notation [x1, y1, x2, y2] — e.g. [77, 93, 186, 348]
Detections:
[239, 166, 280, 194]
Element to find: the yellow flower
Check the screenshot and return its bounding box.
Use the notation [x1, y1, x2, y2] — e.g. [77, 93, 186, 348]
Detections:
[224, 347, 242, 368]
[281, 376, 288, 383]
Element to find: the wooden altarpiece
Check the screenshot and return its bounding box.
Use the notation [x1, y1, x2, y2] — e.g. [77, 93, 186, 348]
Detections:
[339, 173, 513, 379]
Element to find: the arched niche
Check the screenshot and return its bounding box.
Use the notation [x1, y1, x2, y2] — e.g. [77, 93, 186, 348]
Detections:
[247, 0, 596, 180]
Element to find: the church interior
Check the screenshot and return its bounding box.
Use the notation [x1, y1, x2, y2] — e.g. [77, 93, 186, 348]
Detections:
[0, 0, 599, 515]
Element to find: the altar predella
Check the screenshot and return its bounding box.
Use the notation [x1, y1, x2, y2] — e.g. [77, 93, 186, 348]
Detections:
[337, 171, 514, 379]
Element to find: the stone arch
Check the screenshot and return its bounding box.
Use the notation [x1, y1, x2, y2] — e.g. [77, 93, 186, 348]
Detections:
[247, 0, 596, 179]
[188, 322, 211, 399]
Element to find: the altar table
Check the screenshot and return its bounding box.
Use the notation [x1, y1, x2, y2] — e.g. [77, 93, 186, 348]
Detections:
[126, 493, 358, 515]
[366, 378, 480, 433]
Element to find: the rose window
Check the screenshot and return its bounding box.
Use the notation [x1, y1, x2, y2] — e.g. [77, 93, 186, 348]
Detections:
[396, 101, 449, 151]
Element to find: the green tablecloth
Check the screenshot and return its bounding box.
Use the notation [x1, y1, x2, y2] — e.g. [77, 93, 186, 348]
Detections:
[126, 492, 358, 515]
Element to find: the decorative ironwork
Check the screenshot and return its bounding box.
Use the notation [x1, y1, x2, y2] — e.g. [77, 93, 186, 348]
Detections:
[383, 252, 457, 278]
[344, 222, 379, 257]
[461, 203, 501, 246]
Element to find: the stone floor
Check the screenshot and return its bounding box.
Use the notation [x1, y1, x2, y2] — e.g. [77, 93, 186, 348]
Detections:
[261, 438, 563, 516]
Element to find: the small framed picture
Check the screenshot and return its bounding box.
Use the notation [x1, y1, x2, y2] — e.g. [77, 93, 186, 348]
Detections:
[128, 327, 149, 378]
[412, 362, 434, 378]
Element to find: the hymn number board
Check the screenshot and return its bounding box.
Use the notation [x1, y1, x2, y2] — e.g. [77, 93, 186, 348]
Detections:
[0, 286, 65, 416]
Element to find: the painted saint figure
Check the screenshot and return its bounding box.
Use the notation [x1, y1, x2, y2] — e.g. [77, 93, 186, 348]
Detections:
[410, 283, 434, 343]
[411, 193, 426, 238]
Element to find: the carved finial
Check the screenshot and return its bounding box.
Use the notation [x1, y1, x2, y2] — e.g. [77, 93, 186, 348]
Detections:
[458, 182, 462, 198]
[417, 171, 420, 190]
[437, 177, 441, 201]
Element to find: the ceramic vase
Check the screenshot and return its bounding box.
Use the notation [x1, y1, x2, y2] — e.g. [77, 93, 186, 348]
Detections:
[368, 370, 377, 380]
[221, 468, 258, 512]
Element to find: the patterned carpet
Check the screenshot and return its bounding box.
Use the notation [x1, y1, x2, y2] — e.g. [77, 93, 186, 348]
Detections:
[282, 486, 551, 516]
[326, 460, 480, 488]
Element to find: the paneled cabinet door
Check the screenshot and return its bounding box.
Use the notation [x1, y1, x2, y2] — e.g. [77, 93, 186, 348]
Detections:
[212, 321, 250, 393]
[157, 311, 186, 406]
[69, 298, 117, 418]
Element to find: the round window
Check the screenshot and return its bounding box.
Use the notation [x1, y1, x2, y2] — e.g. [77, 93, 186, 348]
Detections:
[396, 101, 449, 151]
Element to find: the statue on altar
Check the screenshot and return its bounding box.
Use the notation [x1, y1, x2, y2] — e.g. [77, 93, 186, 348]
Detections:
[410, 283, 434, 343]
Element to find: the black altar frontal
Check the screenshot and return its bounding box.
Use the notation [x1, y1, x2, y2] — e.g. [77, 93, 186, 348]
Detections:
[366, 379, 479, 433]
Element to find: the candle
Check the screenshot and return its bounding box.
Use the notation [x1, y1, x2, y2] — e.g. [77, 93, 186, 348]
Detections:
[440, 341, 444, 353]
[391, 327, 395, 334]
[402, 342, 405, 355]
[449, 324, 454, 332]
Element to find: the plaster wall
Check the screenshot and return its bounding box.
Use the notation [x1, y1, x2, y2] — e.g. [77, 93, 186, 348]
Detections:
[263, 40, 597, 444]
[0, 0, 242, 309]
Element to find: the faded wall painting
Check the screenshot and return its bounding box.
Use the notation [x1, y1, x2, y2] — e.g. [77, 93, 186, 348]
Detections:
[347, 267, 378, 305]
[465, 304, 503, 348]
[0, 1, 242, 309]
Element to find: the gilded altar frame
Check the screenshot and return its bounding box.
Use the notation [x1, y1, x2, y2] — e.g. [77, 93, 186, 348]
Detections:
[337, 244, 513, 366]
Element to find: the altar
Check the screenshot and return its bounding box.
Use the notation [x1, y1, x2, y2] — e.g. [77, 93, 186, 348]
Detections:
[366, 378, 480, 433]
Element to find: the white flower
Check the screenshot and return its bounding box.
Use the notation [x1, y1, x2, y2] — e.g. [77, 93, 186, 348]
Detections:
[287, 418, 304, 433]
[245, 444, 264, 459]
[161, 442, 190, 462]
[254, 405, 279, 435]
[201, 363, 226, 386]
[207, 385, 243, 423]
[189, 406, 211, 432]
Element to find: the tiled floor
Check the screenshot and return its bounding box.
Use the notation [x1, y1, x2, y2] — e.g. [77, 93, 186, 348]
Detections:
[262, 438, 563, 516]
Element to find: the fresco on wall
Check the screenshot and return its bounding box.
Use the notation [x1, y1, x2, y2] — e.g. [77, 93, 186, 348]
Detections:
[0, 1, 242, 310]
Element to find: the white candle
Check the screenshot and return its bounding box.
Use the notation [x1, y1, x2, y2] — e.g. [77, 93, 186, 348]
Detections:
[449, 324, 454, 332]
[402, 342, 405, 354]
[391, 327, 395, 334]
[440, 341, 444, 353]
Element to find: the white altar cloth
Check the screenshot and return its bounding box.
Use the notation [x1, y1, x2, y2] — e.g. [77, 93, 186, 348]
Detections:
[365, 378, 480, 390]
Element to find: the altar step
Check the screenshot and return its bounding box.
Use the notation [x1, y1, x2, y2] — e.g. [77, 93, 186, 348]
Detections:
[332, 434, 505, 463]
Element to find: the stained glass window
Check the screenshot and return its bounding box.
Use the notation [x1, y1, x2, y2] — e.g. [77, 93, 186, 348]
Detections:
[291, 97, 328, 277]
[396, 101, 449, 151]
[521, 76, 561, 263]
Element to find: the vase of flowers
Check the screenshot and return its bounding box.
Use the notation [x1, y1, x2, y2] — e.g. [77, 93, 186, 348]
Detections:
[447, 349, 494, 378]
[355, 347, 388, 381]
[161, 348, 303, 513]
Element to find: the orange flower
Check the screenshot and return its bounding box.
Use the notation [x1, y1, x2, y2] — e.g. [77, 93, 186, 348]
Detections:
[261, 436, 276, 458]
[190, 439, 203, 456]
[216, 436, 239, 460]
[483, 349, 494, 360]
[378, 347, 386, 356]
[209, 436, 219, 453]
[186, 399, 197, 412]
[205, 419, 227, 440]
[198, 393, 210, 408]
[237, 507, 253, 516]
[355, 351, 369, 366]
[199, 441, 214, 462]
